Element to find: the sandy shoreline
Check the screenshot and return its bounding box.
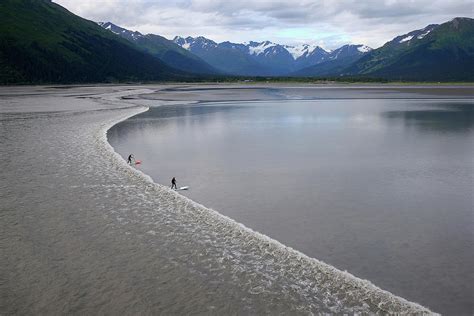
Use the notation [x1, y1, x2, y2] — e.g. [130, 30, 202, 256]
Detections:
[0, 84, 453, 314]
[135, 83, 474, 102]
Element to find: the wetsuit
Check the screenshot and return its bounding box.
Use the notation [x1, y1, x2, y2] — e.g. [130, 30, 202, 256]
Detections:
[171, 177, 177, 189]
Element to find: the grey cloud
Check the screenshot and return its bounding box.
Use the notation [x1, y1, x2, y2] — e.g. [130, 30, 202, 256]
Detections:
[54, 0, 473, 49]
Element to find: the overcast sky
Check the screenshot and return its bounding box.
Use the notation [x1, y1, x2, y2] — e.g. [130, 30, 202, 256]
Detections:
[54, 0, 472, 49]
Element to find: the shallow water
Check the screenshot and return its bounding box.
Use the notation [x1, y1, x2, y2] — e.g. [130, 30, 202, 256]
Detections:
[109, 97, 474, 315]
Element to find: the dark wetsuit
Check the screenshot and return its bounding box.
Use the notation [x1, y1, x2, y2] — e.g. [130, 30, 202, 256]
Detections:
[171, 177, 177, 189]
[127, 154, 133, 164]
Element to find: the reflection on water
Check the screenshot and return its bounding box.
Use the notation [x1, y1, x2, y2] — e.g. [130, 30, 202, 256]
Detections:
[383, 104, 474, 132]
[132, 103, 246, 120]
[109, 98, 474, 315]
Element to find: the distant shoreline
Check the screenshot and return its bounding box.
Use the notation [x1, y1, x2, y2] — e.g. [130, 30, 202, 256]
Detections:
[125, 83, 474, 104]
[1, 79, 474, 88]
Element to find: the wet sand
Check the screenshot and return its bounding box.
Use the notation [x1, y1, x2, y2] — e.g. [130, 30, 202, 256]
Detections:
[137, 83, 474, 102]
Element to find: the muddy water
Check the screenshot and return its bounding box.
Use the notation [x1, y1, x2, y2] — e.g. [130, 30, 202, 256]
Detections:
[1, 85, 439, 315]
[109, 97, 473, 315]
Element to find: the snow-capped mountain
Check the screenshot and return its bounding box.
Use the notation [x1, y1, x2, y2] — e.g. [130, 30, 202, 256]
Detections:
[174, 36, 218, 52]
[292, 44, 374, 77]
[341, 18, 474, 81]
[173, 36, 371, 75]
[97, 22, 372, 76]
[174, 37, 332, 62]
[388, 24, 438, 46]
[245, 41, 295, 74]
[328, 44, 372, 60]
[285, 43, 322, 59]
[98, 22, 143, 41]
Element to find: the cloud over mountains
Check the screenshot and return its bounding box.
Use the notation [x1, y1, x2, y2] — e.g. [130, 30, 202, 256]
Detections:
[54, 0, 473, 49]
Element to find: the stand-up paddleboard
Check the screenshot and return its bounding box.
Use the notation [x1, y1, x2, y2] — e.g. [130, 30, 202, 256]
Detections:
[178, 186, 189, 190]
[135, 160, 142, 165]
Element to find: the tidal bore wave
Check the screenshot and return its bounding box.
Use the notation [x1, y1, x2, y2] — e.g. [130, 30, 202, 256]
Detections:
[100, 97, 435, 314]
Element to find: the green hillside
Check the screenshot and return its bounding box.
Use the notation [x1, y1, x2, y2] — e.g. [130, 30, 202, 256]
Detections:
[0, 0, 187, 84]
[346, 18, 474, 81]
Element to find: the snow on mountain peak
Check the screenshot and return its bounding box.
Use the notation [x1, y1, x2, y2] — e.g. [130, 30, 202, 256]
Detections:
[399, 35, 414, 43]
[417, 29, 432, 39]
[99, 22, 143, 39]
[394, 24, 438, 44]
[172, 36, 371, 66]
[285, 44, 321, 60]
[248, 41, 277, 56]
[357, 45, 372, 53]
[173, 36, 217, 50]
[182, 42, 191, 50]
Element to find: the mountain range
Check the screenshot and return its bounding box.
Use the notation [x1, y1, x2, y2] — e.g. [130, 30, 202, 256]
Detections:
[97, 22, 218, 75]
[97, 18, 474, 80]
[172, 36, 371, 76]
[99, 21, 372, 76]
[0, 0, 472, 84]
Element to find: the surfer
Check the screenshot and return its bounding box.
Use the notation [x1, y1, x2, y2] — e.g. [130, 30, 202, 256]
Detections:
[171, 177, 177, 190]
[127, 154, 134, 165]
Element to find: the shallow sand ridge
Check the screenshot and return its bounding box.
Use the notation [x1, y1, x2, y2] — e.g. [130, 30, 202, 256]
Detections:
[0, 85, 442, 314]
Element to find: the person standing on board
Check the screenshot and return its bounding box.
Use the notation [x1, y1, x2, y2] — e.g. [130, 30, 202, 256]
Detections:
[127, 154, 134, 165]
[171, 177, 177, 190]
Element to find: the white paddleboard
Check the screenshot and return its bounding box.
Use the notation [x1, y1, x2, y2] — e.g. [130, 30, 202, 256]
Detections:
[178, 186, 189, 190]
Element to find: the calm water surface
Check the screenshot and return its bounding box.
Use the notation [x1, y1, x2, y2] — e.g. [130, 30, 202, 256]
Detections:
[109, 98, 474, 314]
